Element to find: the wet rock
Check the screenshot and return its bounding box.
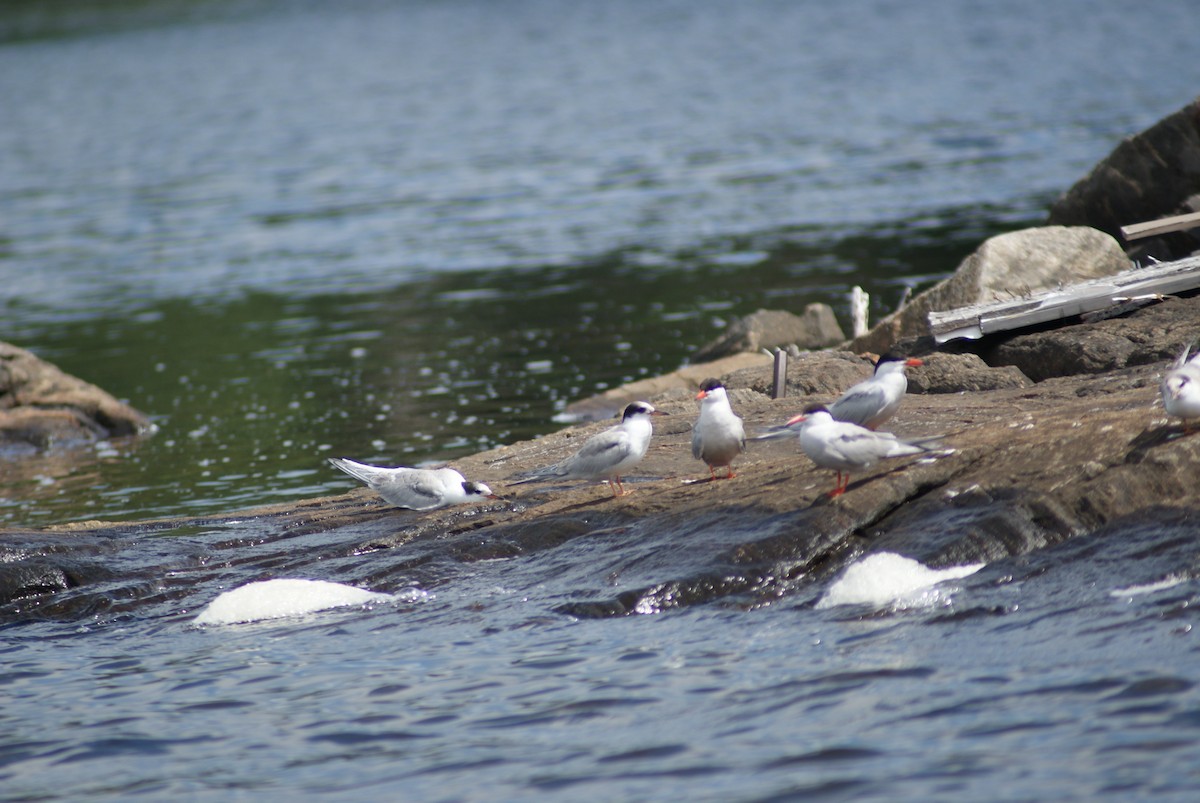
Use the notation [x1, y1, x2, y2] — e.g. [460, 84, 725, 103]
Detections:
[0, 341, 153, 451]
[847, 226, 1130, 355]
[693, 305, 845, 362]
[1047, 97, 1200, 263]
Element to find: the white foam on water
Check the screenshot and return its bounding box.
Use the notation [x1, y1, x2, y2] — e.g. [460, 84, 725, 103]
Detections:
[1109, 575, 1188, 599]
[816, 552, 984, 610]
[193, 578, 395, 625]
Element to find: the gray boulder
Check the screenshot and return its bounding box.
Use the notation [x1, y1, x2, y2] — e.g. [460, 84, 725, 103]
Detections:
[693, 305, 845, 362]
[847, 226, 1129, 355]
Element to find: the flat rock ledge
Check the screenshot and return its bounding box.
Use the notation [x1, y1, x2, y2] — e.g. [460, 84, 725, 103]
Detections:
[10, 294, 1200, 617]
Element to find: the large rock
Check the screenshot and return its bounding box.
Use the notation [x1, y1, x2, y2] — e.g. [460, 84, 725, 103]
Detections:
[984, 294, 1198, 382]
[905, 352, 1033, 394]
[693, 305, 845, 362]
[0, 342, 153, 451]
[846, 226, 1130, 355]
[1047, 97, 1200, 262]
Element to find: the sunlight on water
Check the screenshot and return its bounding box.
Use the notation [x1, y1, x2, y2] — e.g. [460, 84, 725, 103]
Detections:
[1109, 575, 1189, 599]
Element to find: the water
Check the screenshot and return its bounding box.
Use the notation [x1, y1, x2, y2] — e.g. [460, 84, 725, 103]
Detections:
[3, 0, 1200, 799]
[5, 509, 1200, 800]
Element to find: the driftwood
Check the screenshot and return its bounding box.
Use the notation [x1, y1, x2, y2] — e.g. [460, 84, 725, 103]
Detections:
[1120, 210, 1200, 242]
[928, 254, 1200, 343]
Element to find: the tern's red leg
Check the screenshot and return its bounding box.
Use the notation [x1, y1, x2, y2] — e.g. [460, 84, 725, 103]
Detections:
[828, 472, 850, 497]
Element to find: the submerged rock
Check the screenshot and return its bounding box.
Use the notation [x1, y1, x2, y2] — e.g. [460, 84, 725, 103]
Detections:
[848, 226, 1130, 355]
[0, 341, 153, 451]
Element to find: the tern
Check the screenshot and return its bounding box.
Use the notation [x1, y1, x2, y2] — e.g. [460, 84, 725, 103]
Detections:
[829, 353, 923, 430]
[785, 404, 936, 497]
[692, 378, 745, 479]
[511, 401, 665, 496]
[328, 458, 497, 510]
[1161, 340, 1200, 434]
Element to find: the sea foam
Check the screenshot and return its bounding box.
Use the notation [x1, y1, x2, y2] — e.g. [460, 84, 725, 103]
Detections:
[194, 578, 394, 625]
[817, 552, 984, 610]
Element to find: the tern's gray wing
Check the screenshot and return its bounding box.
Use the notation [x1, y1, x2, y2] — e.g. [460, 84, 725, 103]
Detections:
[829, 384, 890, 428]
[564, 429, 634, 478]
[828, 429, 924, 466]
[375, 469, 452, 510]
[1172, 341, 1195, 368]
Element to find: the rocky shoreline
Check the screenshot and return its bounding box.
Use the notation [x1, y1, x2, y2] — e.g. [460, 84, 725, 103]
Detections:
[3, 98, 1200, 613]
[6, 288, 1195, 615]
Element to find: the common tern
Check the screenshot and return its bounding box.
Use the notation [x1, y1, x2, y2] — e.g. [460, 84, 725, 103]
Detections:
[785, 404, 936, 497]
[328, 458, 497, 510]
[692, 378, 745, 479]
[1161, 341, 1200, 434]
[511, 401, 666, 496]
[829, 353, 923, 430]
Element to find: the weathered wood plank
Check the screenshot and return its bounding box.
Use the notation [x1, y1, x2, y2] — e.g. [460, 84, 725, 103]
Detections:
[1121, 210, 1200, 241]
[928, 254, 1200, 343]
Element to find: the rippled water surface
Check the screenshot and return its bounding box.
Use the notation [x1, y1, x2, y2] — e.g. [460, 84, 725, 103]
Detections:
[3, 0, 1200, 799]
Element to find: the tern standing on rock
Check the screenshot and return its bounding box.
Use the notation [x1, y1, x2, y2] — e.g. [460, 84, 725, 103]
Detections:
[785, 404, 936, 498]
[510, 401, 666, 496]
[328, 458, 498, 510]
[1162, 341, 1200, 434]
[692, 378, 745, 480]
[830, 353, 923, 430]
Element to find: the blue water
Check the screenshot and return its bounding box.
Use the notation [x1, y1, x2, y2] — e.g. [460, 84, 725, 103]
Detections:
[5, 509, 1200, 800]
[3, 0, 1200, 799]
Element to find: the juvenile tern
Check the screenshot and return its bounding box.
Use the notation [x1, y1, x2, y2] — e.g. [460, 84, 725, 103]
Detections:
[328, 458, 497, 510]
[829, 353, 923, 430]
[785, 404, 936, 497]
[692, 378, 745, 479]
[511, 401, 665, 496]
[1161, 341, 1200, 434]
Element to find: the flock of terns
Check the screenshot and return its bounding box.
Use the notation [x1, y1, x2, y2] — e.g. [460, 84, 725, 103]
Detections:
[329, 344, 1200, 511]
